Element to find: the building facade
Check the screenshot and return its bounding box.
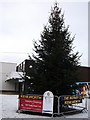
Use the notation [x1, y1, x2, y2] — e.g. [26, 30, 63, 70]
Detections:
[16, 59, 90, 94]
[78, 66, 90, 82]
[1, 60, 89, 94]
[16, 59, 35, 93]
[0, 62, 17, 93]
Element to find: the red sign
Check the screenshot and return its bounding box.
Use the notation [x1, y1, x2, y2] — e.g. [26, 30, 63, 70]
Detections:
[19, 95, 43, 113]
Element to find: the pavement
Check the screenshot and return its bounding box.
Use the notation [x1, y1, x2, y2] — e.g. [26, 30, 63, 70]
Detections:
[66, 98, 90, 118]
[0, 94, 90, 119]
[0, 94, 49, 119]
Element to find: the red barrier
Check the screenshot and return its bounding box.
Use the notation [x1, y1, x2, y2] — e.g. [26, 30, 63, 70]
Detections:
[18, 91, 54, 115]
[19, 95, 43, 113]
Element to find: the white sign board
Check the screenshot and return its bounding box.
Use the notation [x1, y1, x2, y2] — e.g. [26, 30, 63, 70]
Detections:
[42, 91, 54, 114]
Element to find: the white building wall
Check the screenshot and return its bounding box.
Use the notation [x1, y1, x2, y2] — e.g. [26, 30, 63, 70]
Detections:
[0, 62, 17, 91]
[0, 63, 2, 91]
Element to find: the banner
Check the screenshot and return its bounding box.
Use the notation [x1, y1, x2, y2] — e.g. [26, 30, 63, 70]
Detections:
[19, 95, 43, 113]
[19, 91, 54, 114]
[60, 95, 84, 105]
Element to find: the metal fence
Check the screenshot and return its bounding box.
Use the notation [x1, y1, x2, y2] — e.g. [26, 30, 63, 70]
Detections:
[17, 93, 88, 117]
[52, 95, 88, 117]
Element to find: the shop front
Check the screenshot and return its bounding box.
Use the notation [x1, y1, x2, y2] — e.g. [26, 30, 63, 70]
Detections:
[6, 71, 25, 93]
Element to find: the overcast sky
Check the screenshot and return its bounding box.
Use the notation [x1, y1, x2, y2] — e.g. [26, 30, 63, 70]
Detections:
[0, 0, 88, 66]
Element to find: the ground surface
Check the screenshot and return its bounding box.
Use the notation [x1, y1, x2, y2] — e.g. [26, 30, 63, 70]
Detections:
[0, 94, 90, 119]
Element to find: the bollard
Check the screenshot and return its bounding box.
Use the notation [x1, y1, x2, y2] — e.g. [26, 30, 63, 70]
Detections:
[85, 97, 88, 110]
[58, 96, 60, 115]
[88, 97, 90, 118]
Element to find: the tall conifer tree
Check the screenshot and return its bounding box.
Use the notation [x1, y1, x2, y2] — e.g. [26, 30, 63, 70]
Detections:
[31, 3, 80, 95]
